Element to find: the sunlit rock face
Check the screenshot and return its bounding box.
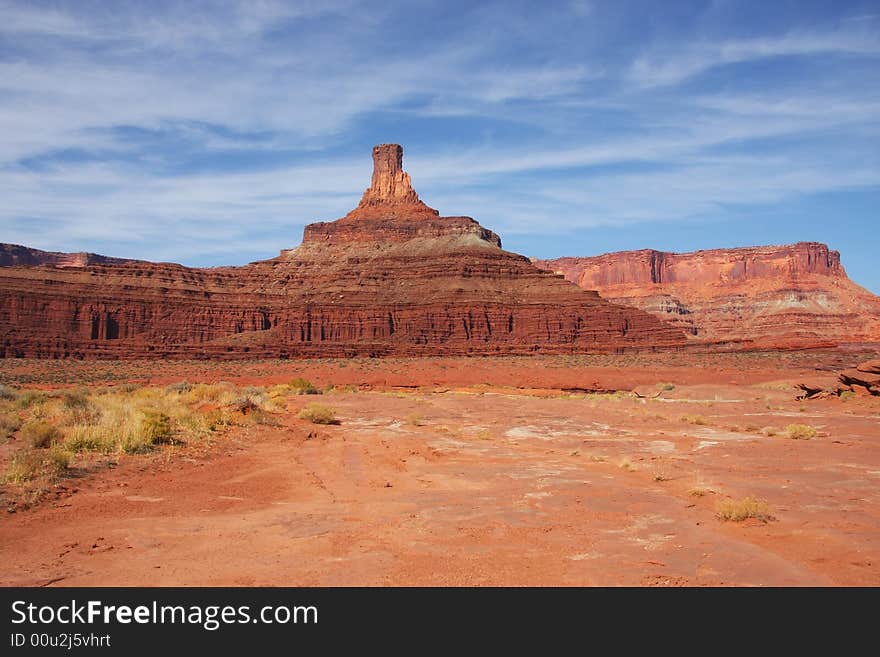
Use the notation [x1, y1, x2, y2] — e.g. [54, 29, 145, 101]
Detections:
[537, 243, 880, 349]
[0, 144, 686, 359]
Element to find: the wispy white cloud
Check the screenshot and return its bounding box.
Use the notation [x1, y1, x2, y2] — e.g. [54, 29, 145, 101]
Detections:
[0, 0, 877, 273]
[629, 30, 880, 88]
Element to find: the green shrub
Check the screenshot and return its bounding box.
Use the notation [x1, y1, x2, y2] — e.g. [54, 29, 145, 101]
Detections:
[20, 421, 61, 449]
[16, 391, 47, 409]
[298, 403, 339, 425]
[46, 445, 71, 475]
[0, 384, 18, 401]
[64, 428, 108, 453]
[62, 388, 89, 409]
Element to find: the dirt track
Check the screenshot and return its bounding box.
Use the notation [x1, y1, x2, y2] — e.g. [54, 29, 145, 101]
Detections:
[1, 355, 878, 586]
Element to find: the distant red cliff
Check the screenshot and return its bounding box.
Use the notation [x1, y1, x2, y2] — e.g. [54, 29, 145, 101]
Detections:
[0, 243, 138, 269]
[536, 243, 880, 349]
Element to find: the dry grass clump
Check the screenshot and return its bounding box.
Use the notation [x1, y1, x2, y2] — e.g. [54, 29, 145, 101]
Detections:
[298, 403, 339, 425]
[580, 391, 630, 403]
[20, 420, 62, 449]
[16, 391, 47, 409]
[62, 388, 89, 409]
[1, 381, 286, 507]
[755, 381, 793, 391]
[268, 383, 292, 399]
[785, 423, 817, 440]
[680, 414, 709, 426]
[229, 395, 261, 414]
[59, 383, 280, 454]
[406, 413, 425, 426]
[182, 382, 236, 405]
[4, 445, 70, 484]
[289, 378, 321, 395]
[139, 410, 174, 444]
[0, 409, 22, 440]
[0, 384, 18, 401]
[64, 390, 190, 453]
[617, 457, 638, 471]
[165, 381, 193, 394]
[716, 496, 773, 522]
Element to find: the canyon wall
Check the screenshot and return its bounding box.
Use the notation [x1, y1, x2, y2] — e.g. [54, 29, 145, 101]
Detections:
[536, 244, 880, 349]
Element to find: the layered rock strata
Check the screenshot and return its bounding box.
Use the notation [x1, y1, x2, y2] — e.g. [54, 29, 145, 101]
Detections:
[0, 145, 685, 359]
[537, 244, 880, 349]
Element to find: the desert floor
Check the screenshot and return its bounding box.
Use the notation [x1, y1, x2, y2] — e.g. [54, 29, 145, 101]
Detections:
[1, 350, 878, 586]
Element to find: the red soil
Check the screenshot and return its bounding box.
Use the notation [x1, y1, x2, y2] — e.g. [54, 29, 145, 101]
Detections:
[1, 351, 878, 586]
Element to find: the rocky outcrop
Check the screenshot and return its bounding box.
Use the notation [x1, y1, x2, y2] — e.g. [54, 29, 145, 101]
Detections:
[0, 144, 686, 359]
[536, 244, 880, 349]
[838, 360, 880, 396]
[798, 360, 880, 399]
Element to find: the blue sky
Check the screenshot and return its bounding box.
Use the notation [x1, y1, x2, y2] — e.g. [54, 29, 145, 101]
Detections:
[1, 0, 878, 291]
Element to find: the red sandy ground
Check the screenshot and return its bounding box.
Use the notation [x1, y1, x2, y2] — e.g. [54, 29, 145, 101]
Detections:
[1, 351, 878, 586]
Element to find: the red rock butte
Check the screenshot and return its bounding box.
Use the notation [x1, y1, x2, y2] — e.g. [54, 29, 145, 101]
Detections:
[348, 143, 438, 218]
[536, 243, 880, 349]
[0, 144, 685, 359]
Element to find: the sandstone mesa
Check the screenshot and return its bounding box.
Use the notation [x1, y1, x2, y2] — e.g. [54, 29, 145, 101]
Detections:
[0, 144, 685, 359]
[536, 243, 880, 350]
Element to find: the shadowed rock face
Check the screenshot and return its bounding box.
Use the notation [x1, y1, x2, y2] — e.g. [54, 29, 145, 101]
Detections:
[536, 244, 880, 349]
[0, 144, 685, 359]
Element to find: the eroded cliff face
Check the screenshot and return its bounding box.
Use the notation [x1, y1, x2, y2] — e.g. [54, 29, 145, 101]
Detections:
[0, 144, 685, 359]
[536, 244, 880, 349]
[347, 143, 436, 217]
